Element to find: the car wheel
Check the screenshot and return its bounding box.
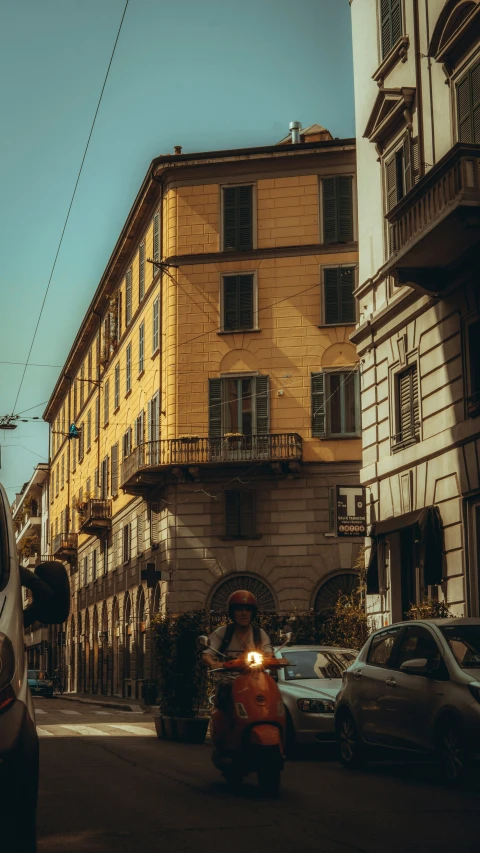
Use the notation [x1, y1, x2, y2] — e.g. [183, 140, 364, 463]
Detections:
[336, 710, 366, 770]
[436, 717, 470, 786]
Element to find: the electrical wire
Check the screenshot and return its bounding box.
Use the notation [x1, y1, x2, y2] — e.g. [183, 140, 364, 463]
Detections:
[9, 0, 130, 418]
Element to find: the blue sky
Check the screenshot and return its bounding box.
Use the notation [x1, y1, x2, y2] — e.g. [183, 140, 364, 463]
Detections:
[0, 0, 354, 502]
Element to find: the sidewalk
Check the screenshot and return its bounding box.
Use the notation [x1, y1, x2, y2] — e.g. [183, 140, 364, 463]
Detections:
[60, 692, 159, 714]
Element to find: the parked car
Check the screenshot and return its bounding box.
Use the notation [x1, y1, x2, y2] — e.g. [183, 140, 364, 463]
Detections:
[273, 645, 358, 753]
[0, 482, 70, 852]
[335, 618, 480, 783]
[27, 670, 54, 699]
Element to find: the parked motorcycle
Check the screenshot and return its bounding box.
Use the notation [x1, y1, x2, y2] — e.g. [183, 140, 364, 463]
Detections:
[198, 633, 293, 797]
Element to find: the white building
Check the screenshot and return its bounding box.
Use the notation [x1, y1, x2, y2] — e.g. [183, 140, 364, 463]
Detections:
[349, 0, 480, 622]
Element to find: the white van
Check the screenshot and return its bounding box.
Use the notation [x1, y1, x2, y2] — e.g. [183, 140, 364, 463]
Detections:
[0, 483, 69, 852]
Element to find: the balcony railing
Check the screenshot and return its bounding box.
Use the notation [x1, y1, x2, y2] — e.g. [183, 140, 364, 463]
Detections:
[385, 144, 480, 290]
[78, 499, 112, 534]
[52, 532, 78, 560]
[121, 434, 303, 491]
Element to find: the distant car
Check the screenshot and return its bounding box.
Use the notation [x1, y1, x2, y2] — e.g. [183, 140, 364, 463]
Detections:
[335, 618, 480, 783]
[27, 670, 54, 699]
[273, 645, 358, 753]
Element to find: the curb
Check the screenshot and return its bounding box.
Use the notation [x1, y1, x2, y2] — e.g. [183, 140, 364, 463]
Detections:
[60, 693, 146, 713]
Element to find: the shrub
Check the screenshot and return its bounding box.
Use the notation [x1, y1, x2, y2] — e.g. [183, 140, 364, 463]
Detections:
[405, 598, 453, 620]
[153, 609, 210, 718]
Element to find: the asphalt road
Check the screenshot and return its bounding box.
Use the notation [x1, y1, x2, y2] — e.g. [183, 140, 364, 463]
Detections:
[35, 697, 480, 853]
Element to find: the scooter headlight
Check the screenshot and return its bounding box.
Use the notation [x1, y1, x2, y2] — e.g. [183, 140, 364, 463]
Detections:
[0, 633, 16, 713]
[247, 652, 263, 668]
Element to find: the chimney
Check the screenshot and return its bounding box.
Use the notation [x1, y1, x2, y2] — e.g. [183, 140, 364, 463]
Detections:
[289, 121, 302, 144]
[174, 145, 182, 155]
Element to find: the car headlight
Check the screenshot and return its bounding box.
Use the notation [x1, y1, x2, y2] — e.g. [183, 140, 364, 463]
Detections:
[296, 698, 335, 714]
[468, 682, 480, 704]
[0, 633, 16, 713]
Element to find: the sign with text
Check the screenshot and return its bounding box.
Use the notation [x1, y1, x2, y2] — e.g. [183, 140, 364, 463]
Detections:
[336, 486, 366, 537]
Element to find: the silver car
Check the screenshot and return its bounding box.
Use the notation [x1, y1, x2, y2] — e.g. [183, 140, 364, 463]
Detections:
[273, 645, 358, 753]
[335, 618, 480, 782]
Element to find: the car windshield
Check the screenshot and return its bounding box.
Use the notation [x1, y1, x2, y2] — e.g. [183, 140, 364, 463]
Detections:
[440, 625, 480, 669]
[28, 670, 48, 680]
[282, 650, 356, 681]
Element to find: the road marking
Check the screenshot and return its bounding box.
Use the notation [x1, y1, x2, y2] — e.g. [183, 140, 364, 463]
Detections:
[35, 709, 47, 714]
[106, 723, 156, 736]
[61, 724, 109, 736]
[35, 722, 156, 738]
[37, 727, 54, 737]
[93, 711, 111, 715]
[59, 709, 81, 715]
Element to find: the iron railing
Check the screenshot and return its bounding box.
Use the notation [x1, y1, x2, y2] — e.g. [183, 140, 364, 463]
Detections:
[53, 532, 78, 556]
[121, 434, 303, 487]
[79, 499, 112, 530]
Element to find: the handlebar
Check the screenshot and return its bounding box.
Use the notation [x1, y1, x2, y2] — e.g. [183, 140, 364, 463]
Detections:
[217, 656, 289, 672]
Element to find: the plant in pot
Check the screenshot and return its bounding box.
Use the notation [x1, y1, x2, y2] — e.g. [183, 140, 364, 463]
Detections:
[152, 609, 211, 743]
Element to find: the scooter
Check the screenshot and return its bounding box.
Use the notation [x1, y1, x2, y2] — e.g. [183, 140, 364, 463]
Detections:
[197, 633, 293, 797]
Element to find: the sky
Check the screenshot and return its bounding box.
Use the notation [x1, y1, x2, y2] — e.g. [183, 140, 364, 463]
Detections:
[0, 0, 354, 503]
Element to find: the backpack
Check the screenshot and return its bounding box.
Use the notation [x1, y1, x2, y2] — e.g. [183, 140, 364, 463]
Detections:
[218, 622, 262, 657]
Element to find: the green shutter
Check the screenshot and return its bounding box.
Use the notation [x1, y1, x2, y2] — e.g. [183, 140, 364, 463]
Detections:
[324, 268, 341, 324]
[239, 275, 254, 328]
[312, 373, 326, 438]
[238, 185, 253, 251]
[209, 378, 222, 437]
[391, 0, 402, 47]
[337, 177, 353, 242]
[153, 213, 160, 262]
[225, 491, 240, 537]
[472, 62, 480, 142]
[224, 276, 239, 330]
[223, 188, 238, 250]
[403, 136, 412, 193]
[240, 491, 255, 537]
[381, 0, 392, 57]
[322, 177, 337, 243]
[456, 71, 471, 143]
[340, 268, 356, 324]
[255, 375, 269, 434]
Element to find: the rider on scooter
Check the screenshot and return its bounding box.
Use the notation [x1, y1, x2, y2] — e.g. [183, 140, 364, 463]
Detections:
[202, 590, 273, 710]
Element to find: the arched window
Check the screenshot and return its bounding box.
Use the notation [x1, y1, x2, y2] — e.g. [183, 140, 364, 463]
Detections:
[210, 575, 275, 613]
[314, 572, 359, 613]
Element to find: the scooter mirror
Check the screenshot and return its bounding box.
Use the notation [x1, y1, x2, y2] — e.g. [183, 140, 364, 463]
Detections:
[197, 635, 209, 649]
[283, 632, 294, 644]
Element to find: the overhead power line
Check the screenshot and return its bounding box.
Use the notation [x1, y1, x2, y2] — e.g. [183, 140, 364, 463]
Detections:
[9, 0, 130, 418]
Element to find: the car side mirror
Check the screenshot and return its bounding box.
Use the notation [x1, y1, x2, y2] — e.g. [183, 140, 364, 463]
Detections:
[399, 657, 429, 676]
[20, 561, 70, 629]
[197, 635, 209, 650]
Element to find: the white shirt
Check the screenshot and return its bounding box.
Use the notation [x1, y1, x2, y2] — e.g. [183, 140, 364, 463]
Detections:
[205, 624, 273, 662]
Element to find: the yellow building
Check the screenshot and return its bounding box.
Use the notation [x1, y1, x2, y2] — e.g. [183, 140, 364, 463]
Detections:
[44, 123, 362, 699]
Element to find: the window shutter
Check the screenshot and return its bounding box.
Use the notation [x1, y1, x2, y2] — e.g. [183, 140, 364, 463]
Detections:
[239, 275, 254, 328]
[223, 186, 253, 251]
[95, 395, 100, 438]
[223, 188, 237, 250]
[324, 268, 340, 324]
[322, 177, 337, 244]
[111, 445, 118, 497]
[225, 491, 240, 537]
[381, 0, 392, 57]
[137, 510, 144, 555]
[209, 378, 222, 438]
[136, 410, 144, 446]
[391, 0, 402, 47]
[311, 373, 326, 438]
[457, 74, 471, 142]
[139, 242, 145, 301]
[403, 135, 412, 193]
[224, 276, 239, 330]
[238, 185, 253, 251]
[340, 267, 356, 324]
[399, 366, 419, 441]
[386, 154, 398, 211]
[125, 269, 132, 325]
[412, 137, 420, 184]
[472, 62, 480, 143]
[240, 491, 255, 538]
[117, 291, 122, 339]
[116, 529, 122, 567]
[337, 177, 353, 242]
[150, 503, 160, 544]
[153, 213, 160, 262]
[255, 375, 269, 434]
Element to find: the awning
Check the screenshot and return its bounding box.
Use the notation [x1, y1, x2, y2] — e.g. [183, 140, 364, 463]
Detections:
[366, 506, 444, 595]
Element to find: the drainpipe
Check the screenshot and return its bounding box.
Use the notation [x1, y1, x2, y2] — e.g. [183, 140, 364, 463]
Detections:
[413, 0, 426, 178]
[425, 0, 436, 165]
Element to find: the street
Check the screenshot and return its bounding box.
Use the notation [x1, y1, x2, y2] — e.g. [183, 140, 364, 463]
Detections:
[35, 698, 480, 853]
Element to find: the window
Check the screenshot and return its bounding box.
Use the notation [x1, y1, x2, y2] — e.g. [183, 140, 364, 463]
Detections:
[395, 626, 443, 673]
[380, 0, 402, 59]
[125, 268, 132, 326]
[137, 511, 144, 555]
[222, 274, 255, 331]
[73, 381, 77, 419]
[311, 371, 360, 438]
[103, 538, 108, 575]
[114, 363, 120, 410]
[95, 395, 100, 438]
[87, 348, 92, 382]
[122, 428, 132, 460]
[104, 379, 109, 426]
[83, 555, 88, 587]
[323, 267, 356, 325]
[61, 454, 64, 489]
[94, 467, 99, 497]
[393, 364, 420, 448]
[322, 176, 353, 244]
[222, 185, 253, 251]
[86, 409, 91, 451]
[117, 289, 122, 340]
[86, 477, 91, 498]
[367, 627, 401, 667]
[92, 549, 97, 582]
[152, 297, 160, 353]
[225, 490, 256, 538]
[138, 323, 145, 374]
[78, 423, 84, 462]
[123, 524, 130, 563]
[153, 213, 160, 264]
[135, 410, 144, 446]
[385, 137, 412, 213]
[126, 344, 132, 393]
[101, 455, 109, 501]
[79, 363, 85, 408]
[467, 318, 480, 415]
[111, 444, 118, 497]
[139, 242, 145, 301]
[208, 375, 269, 437]
[72, 437, 76, 471]
[456, 59, 480, 143]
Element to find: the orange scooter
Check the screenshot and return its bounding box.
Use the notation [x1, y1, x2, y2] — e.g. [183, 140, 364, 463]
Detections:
[198, 634, 293, 797]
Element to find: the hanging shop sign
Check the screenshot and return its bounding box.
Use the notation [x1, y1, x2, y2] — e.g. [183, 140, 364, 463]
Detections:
[336, 486, 367, 537]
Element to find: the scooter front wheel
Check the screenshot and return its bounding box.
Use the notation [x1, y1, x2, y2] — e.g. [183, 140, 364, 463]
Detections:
[257, 767, 281, 798]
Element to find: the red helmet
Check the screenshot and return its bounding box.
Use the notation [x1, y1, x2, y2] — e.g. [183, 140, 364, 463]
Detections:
[227, 589, 257, 619]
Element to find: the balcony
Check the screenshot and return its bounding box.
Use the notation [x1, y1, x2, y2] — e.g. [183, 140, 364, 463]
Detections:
[78, 499, 112, 534]
[121, 434, 303, 495]
[53, 532, 78, 561]
[385, 144, 480, 292]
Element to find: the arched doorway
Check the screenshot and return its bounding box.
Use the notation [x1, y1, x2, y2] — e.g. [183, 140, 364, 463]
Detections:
[100, 603, 108, 695]
[92, 608, 99, 694]
[84, 610, 90, 693]
[124, 594, 132, 697]
[210, 574, 276, 614]
[314, 572, 359, 613]
[112, 598, 119, 696]
[69, 616, 76, 693]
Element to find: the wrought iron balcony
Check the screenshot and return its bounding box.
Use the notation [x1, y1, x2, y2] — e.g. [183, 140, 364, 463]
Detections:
[78, 499, 112, 534]
[385, 144, 480, 292]
[121, 434, 303, 495]
[52, 532, 78, 560]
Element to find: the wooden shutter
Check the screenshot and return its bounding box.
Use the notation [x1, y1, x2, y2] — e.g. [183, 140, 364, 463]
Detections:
[412, 137, 420, 184]
[111, 445, 118, 496]
[153, 213, 160, 262]
[312, 373, 326, 438]
[391, 0, 402, 47]
[322, 177, 337, 243]
[223, 186, 253, 251]
[340, 267, 356, 324]
[125, 269, 132, 325]
[224, 276, 239, 330]
[337, 177, 353, 242]
[398, 365, 419, 441]
[116, 529, 122, 567]
[239, 275, 254, 328]
[324, 268, 340, 324]
[95, 395, 100, 438]
[223, 274, 254, 330]
[223, 188, 237, 250]
[136, 410, 144, 446]
[403, 135, 412, 193]
[255, 375, 269, 434]
[238, 186, 253, 251]
[117, 291, 122, 339]
[139, 242, 145, 300]
[137, 511, 144, 555]
[150, 503, 160, 545]
[472, 62, 480, 143]
[225, 491, 240, 537]
[381, 0, 402, 59]
[386, 154, 398, 211]
[457, 72, 472, 142]
[209, 378, 222, 437]
[240, 491, 255, 537]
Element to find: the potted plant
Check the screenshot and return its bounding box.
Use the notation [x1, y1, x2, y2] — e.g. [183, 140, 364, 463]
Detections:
[152, 609, 210, 743]
[21, 535, 40, 559]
